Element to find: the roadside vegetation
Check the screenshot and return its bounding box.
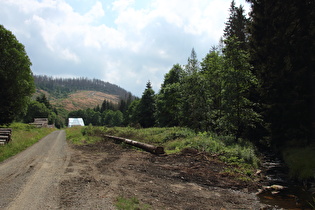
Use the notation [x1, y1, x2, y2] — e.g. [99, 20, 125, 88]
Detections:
[0, 123, 56, 162]
[66, 125, 260, 181]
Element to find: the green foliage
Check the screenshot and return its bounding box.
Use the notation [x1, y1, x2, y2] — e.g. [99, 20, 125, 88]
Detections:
[124, 99, 141, 126]
[137, 81, 156, 128]
[221, 36, 260, 139]
[23, 101, 51, 123]
[247, 0, 315, 147]
[282, 145, 315, 180]
[0, 25, 35, 125]
[98, 126, 259, 168]
[156, 64, 183, 127]
[0, 123, 55, 162]
[224, 0, 249, 51]
[34, 75, 133, 100]
[66, 125, 103, 145]
[115, 196, 151, 210]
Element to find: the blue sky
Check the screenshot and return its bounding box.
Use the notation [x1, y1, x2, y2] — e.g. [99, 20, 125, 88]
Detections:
[0, 0, 250, 96]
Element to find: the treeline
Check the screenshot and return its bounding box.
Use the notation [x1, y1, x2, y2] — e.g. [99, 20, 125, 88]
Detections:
[34, 75, 133, 99]
[124, 0, 315, 151]
[67, 97, 133, 127]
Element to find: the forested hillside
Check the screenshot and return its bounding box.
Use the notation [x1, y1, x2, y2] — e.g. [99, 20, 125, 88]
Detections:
[34, 75, 133, 100]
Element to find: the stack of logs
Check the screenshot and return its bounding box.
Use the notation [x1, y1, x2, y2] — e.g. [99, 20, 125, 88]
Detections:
[0, 128, 12, 145]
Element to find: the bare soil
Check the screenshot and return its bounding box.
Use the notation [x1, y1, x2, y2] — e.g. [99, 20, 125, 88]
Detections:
[0, 131, 269, 209]
[60, 138, 267, 209]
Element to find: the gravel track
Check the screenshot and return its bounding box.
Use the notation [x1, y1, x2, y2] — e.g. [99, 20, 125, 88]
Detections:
[0, 130, 70, 209]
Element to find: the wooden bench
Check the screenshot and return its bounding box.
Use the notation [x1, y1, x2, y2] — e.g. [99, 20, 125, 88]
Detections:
[0, 128, 12, 145]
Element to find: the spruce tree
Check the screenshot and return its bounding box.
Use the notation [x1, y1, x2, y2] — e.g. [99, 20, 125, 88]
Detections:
[247, 0, 315, 146]
[138, 81, 156, 128]
[156, 64, 183, 127]
[224, 0, 249, 51]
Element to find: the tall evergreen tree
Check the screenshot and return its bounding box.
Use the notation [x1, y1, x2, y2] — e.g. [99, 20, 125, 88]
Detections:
[156, 64, 183, 127]
[185, 48, 200, 75]
[138, 81, 156, 128]
[201, 48, 225, 133]
[224, 0, 249, 51]
[181, 50, 210, 131]
[222, 36, 260, 139]
[247, 0, 315, 146]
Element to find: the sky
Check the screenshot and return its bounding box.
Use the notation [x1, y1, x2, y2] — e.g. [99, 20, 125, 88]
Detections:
[0, 0, 250, 96]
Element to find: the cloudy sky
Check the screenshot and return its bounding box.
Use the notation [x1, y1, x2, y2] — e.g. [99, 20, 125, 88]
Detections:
[1, 0, 250, 96]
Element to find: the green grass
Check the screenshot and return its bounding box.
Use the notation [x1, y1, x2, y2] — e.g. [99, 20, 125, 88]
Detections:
[66, 124, 103, 145]
[282, 145, 315, 180]
[0, 122, 56, 162]
[115, 196, 151, 210]
[66, 126, 260, 181]
[101, 127, 259, 167]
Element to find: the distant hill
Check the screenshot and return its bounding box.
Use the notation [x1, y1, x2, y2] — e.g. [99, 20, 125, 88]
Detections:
[34, 75, 134, 111]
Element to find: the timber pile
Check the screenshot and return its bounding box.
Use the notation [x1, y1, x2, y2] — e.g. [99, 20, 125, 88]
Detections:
[104, 135, 165, 155]
[0, 128, 12, 145]
[29, 118, 48, 128]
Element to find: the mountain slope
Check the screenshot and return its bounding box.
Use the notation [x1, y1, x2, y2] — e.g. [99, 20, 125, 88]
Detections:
[34, 75, 132, 99]
[34, 75, 133, 111]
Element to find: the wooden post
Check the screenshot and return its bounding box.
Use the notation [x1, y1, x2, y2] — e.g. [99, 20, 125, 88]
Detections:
[104, 135, 165, 155]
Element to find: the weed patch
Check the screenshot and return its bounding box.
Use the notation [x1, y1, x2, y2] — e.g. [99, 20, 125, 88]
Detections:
[115, 196, 151, 210]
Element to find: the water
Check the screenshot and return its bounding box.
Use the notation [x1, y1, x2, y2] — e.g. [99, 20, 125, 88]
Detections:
[257, 152, 315, 209]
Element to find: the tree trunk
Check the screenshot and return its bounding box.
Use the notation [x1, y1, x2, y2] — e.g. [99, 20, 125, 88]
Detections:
[103, 135, 165, 155]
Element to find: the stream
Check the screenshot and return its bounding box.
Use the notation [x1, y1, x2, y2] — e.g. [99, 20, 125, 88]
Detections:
[257, 152, 315, 209]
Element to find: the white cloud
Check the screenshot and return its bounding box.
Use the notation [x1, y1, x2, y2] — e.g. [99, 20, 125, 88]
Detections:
[0, 0, 251, 96]
[112, 0, 134, 12]
[61, 48, 80, 63]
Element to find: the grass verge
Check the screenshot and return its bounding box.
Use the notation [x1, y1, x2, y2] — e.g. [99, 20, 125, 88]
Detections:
[0, 122, 56, 162]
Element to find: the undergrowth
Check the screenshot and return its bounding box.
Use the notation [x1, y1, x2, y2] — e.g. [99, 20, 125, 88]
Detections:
[66, 126, 260, 179]
[66, 124, 103, 145]
[0, 122, 56, 162]
[282, 145, 315, 180]
[102, 127, 259, 168]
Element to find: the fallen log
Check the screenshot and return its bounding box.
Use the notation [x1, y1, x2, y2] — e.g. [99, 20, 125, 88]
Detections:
[104, 135, 165, 155]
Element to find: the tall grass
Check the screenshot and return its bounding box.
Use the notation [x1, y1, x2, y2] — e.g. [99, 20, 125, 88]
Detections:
[282, 145, 315, 180]
[66, 124, 103, 145]
[0, 123, 56, 162]
[100, 127, 259, 168]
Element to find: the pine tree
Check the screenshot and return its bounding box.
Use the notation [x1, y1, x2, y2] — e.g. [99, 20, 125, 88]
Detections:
[138, 81, 156, 128]
[200, 48, 225, 133]
[224, 0, 249, 51]
[247, 0, 315, 146]
[156, 64, 183, 127]
[222, 36, 260, 139]
[185, 48, 200, 75]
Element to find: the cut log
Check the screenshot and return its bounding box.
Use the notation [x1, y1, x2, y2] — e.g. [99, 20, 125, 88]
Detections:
[104, 135, 165, 155]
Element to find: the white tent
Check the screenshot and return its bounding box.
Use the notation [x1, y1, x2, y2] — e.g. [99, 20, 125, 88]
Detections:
[68, 118, 85, 127]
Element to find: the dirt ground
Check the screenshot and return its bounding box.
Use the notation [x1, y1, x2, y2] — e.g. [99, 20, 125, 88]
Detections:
[60, 138, 268, 209]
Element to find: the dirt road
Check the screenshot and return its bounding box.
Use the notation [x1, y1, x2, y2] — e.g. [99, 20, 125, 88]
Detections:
[0, 130, 268, 209]
[0, 130, 70, 209]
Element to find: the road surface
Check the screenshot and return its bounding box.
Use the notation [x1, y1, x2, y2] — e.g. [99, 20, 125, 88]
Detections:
[0, 130, 70, 209]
